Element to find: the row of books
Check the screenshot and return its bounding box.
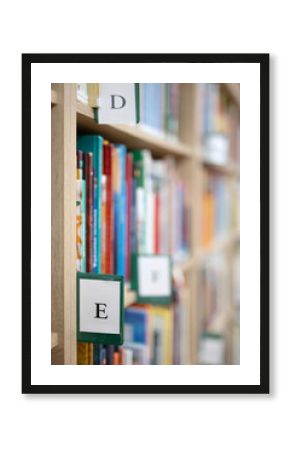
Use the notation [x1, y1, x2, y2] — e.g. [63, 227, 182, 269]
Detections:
[76, 134, 190, 280]
[139, 83, 180, 139]
[201, 171, 237, 247]
[77, 268, 189, 365]
[200, 83, 240, 166]
[124, 267, 189, 365]
[76, 134, 190, 364]
[76, 83, 181, 139]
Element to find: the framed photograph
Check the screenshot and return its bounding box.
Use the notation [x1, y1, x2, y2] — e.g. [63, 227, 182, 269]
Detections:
[22, 53, 269, 394]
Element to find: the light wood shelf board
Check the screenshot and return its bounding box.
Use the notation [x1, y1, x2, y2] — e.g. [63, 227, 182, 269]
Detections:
[195, 230, 240, 261]
[201, 159, 240, 177]
[124, 285, 137, 308]
[76, 102, 193, 158]
[206, 310, 233, 334]
[174, 257, 195, 272]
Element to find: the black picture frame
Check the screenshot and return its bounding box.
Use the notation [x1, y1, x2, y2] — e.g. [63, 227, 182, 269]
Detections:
[22, 53, 269, 394]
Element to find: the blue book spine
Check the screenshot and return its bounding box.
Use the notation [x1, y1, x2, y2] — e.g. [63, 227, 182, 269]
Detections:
[131, 178, 137, 254]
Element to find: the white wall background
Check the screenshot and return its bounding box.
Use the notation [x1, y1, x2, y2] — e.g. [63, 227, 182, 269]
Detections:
[0, 1, 283, 450]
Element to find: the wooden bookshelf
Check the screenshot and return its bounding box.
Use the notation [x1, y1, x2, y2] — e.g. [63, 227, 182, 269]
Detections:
[51, 83, 240, 365]
[77, 102, 193, 158]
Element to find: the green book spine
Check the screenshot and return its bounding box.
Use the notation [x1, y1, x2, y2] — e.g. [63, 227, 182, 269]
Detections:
[132, 150, 146, 253]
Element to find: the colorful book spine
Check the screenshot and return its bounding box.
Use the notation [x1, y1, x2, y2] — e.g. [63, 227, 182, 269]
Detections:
[77, 342, 90, 364]
[114, 144, 127, 276]
[76, 151, 86, 271]
[102, 141, 114, 274]
[126, 154, 133, 281]
[101, 173, 107, 273]
[76, 179, 82, 271]
[77, 135, 103, 273]
[132, 150, 146, 254]
[84, 152, 94, 272]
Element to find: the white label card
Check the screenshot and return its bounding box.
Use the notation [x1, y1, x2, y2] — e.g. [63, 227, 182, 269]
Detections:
[79, 279, 120, 334]
[138, 255, 171, 297]
[98, 83, 137, 124]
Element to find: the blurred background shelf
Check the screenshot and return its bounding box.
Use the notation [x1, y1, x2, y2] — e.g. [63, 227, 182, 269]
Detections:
[223, 83, 240, 106]
[206, 310, 233, 335]
[202, 159, 240, 177]
[174, 257, 195, 272]
[195, 230, 240, 261]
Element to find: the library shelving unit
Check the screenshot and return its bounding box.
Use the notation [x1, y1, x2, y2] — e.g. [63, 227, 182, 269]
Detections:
[51, 83, 240, 365]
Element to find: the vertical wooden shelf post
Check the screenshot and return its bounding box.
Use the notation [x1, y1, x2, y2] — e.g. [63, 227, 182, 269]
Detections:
[179, 84, 202, 364]
[51, 84, 77, 365]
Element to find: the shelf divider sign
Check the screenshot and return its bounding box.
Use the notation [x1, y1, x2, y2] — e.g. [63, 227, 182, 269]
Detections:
[94, 83, 140, 125]
[77, 272, 124, 345]
[132, 254, 172, 305]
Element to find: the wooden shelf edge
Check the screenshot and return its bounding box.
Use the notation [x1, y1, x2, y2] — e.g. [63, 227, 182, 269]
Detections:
[51, 89, 58, 106]
[206, 309, 233, 334]
[201, 159, 240, 177]
[51, 332, 58, 349]
[174, 257, 195, 272]
[124, 285, 137, 308]
[76, 102, 193, 158]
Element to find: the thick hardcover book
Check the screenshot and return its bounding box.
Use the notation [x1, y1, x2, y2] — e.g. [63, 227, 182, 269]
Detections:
[77, 342, 89, 364]
[150, 306, 173, 365]
[103, 142, 114, 274]
[76, 150, 86, 271]
[77, 135, 103, 273]
[84, 152, 94, 272]
[106, 345, 115, 365]
[76, 179, 82, 271]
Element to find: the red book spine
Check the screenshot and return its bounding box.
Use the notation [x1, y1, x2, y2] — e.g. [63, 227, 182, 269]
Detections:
[103, 143, 114, 274]
[85, 152, 94, 272]
[125, 154, 133, 281]
[154, 192, 160, 254]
